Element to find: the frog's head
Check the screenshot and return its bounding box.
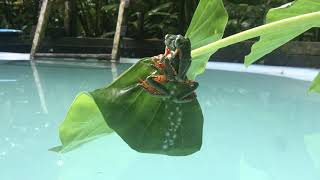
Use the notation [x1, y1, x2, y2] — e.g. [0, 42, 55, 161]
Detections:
[164, 34, 177, 50]
[164, 34, 190, 52]
[174, 35, 191, 51]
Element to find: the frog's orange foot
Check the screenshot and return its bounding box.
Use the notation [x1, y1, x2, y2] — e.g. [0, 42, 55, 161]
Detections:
[152, 75, 167, 83]
[153, 62, 165, 70]
[151, 55, 162, 62]
[173, 91, 197, 103]
[151, 55, 166, 70]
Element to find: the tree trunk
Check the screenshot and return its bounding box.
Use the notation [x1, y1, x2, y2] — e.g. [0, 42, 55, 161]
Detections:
[30, 0, 52, 59]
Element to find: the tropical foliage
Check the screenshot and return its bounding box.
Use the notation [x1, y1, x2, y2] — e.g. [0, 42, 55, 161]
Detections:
[191, 0, 320, 79]
[1, 0, 319, 41]
[0, 0, 199, 38]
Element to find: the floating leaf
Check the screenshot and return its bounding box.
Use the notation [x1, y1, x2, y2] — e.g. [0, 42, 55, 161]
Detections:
[244, 0, 320, 66]
[185, 0, 228, 80]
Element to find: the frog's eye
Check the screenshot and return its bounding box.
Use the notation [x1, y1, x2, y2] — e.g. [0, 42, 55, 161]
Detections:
[165, 35, 176, 47]
[165, 34, 176, 41]
[165, 34, 170, 40]
[175, 35, 184, 47]
[176, 35, 183, 39]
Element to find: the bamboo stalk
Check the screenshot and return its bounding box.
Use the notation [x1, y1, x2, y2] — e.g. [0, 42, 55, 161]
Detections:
[111, 0, 129, 62]
[30, 0, 52, 60]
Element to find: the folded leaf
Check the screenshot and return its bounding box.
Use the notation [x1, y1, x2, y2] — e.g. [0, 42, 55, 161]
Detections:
[244, 0, 320, 66]
[90, 58, 203, 156]
[53, 58, 203, 156]
[185, 0, 228, 80]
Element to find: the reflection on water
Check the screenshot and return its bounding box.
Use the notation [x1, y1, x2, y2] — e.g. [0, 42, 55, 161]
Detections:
[0, 62, 320, 180]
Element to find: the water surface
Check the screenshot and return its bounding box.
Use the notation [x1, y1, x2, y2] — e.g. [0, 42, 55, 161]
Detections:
[0, 61, 320, 180]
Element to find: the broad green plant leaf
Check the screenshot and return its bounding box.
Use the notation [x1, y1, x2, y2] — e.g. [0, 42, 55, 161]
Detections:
[90, 58, 203, 156]
[53, 58, 203, 156]
[191, 13, 320, 61]
[244, 0, 320, 66]
[309, 73, 320, 94]
[243, 0, 320, 95]
[50, 93, 114, 153]
[185, 0, 228, 80]
[190, 1, 320, 96]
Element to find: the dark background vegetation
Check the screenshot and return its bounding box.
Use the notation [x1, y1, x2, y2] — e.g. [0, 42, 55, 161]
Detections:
[0, 0, 319, 41]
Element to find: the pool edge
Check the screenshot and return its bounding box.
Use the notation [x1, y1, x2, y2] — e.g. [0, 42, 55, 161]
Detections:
[1, 54, 318, 82]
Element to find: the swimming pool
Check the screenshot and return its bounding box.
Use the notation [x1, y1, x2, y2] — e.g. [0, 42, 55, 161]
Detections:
[1, 60, 320, 180]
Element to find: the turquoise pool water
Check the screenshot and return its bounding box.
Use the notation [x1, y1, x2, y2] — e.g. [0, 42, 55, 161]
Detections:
[1, 61, 320, 180]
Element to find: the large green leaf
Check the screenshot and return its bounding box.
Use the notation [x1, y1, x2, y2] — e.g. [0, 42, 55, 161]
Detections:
[244, 0, 320, 66]
[90, 58, 203, 156]
[185, 0, 228, 80]
[243, 0, 320, 95]
[53, 58, 203, 156]
[309, 73, 320, 94]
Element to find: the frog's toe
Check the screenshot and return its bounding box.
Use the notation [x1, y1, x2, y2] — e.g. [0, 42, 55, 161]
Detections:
[173, 93, 196, 103]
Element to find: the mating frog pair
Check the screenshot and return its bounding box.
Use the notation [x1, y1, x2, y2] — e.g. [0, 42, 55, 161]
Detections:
[139, 34, 198, 103]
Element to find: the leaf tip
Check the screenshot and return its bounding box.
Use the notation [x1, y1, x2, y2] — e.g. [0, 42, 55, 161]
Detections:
[48, 146, 63, 153]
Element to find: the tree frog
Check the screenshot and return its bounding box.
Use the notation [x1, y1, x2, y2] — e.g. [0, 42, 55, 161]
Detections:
[139, 34, 198, 103]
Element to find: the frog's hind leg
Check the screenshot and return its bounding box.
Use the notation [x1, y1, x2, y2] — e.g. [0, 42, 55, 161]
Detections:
[151, 55, 164, 70]
[138, 75, 171, 98]
[138, 78, 164, 98]
[145, 75, 170, 97]
[174, 92, 197, 103]
[174, 81, 199, 103]
[151, 48, 172, 71]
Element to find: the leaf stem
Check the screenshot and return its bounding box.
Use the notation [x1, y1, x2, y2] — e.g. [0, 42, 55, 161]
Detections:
[191, 11, 320, 58]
